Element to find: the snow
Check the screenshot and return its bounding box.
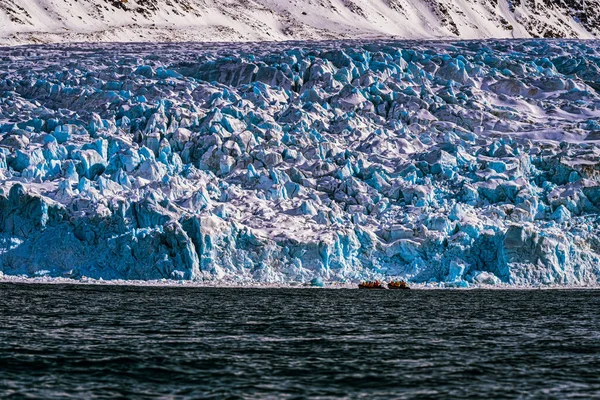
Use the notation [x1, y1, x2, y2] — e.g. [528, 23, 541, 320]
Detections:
[1, 39, 600, 286]
[0, 0, 598, 46]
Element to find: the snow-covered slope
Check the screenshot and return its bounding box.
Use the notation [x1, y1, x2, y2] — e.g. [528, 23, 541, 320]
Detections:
[2, 40, 600, 286]
[0, 0, 598, 45]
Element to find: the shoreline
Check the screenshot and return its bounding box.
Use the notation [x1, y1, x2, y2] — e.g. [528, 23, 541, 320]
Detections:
[1, 275, 598, 290]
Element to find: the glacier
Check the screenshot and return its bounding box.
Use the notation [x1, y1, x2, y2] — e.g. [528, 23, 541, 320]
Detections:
[1, 40, 600, 286]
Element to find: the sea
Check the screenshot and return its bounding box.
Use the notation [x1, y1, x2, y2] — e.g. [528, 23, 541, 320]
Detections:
[1, 283, 599, 398]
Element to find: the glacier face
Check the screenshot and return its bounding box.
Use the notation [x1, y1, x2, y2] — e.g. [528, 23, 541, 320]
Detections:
[1, 40, 600, 285]
[0, 0, 599, 45]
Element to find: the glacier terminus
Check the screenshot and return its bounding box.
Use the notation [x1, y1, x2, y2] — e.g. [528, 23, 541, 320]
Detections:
[1, 40, 600, 286]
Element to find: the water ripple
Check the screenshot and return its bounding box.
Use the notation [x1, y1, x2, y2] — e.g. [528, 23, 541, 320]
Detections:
[1, 284, 600, 398]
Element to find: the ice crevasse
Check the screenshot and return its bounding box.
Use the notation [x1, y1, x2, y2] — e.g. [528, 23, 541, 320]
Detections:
[1, 40, 600, 286]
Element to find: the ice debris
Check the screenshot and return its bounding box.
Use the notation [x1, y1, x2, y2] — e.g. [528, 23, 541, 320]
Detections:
[1, 40, 600, 286]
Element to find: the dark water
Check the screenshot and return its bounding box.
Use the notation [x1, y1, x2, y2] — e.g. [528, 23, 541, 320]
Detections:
[1, 284, 600, 399]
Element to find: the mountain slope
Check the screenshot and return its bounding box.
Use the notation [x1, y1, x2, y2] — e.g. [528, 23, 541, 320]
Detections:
[0, 0, 598, 45]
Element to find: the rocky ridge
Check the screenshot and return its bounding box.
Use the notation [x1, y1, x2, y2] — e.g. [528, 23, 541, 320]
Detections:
[0, 0, 599, 45]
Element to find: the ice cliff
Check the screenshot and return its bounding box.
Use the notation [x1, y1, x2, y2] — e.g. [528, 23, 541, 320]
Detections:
[0, 0, 599, 45]
[1, 40, 600, 286]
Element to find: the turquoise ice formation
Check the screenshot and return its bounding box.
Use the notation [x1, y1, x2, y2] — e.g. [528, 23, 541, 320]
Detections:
[1, 40, 600, 285]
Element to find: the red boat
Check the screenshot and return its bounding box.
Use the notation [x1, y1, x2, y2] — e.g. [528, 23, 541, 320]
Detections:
[358, 281, 385, 289]
[388, 280, 410, 290]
